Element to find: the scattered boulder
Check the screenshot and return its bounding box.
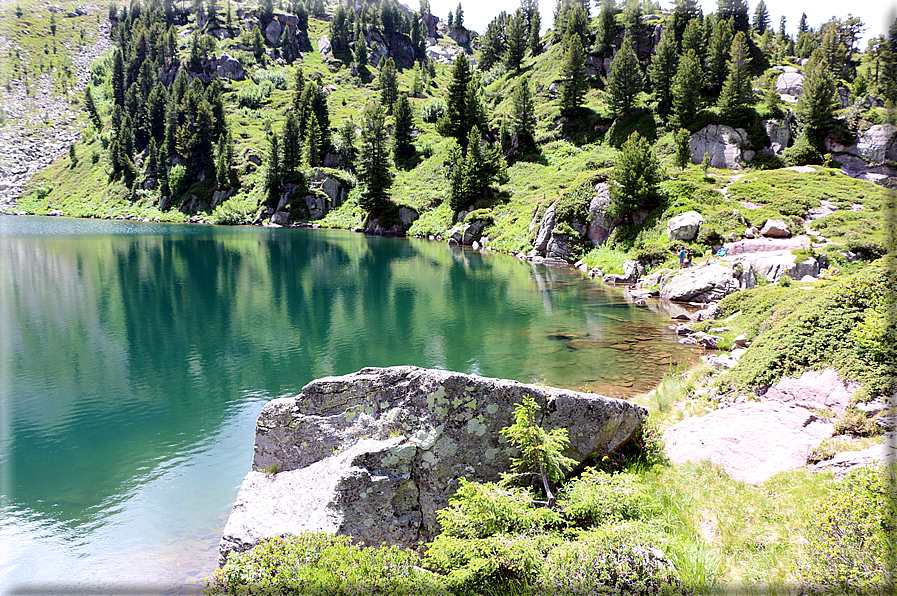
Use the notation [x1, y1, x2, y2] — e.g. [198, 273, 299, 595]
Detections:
[215, 53, 246, 80]
[666, 211, 703, 241]
[545, 231, 577, 262]
[826, 124, 897, 164]
[603, 260, 644, 284]
[811, 436, 897, 477]
[759, 219, 790, 238]
[664, 400, 833, 484]
[264, 19, 283, 46]
[752, 252, 824, 282]
[447, 220, 488, 245]
[529, 201, 557, 256]
[761, 118, 792, 155]
[690, 125, 752, 169]
[659, 263, 756, 303]
[219, 366, 648, 564]
[317, 35, 332, 55]
[397, 206, 419, 227]
[447, 27, 470, 45]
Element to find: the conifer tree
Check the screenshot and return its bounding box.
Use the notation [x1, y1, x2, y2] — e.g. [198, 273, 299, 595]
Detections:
[215, 131, 233, 188]
[681, 16, 704, 62]
[281, 111, 302, 177]
[480, 14, 507, 71]
[392, 93, 414, 161]
[881, 19, 897, 103]
[304, 113, 322, 167]
[358, 101, 391, 211]
[112, 48, 125, 107]
[84, 86, 102, 129]
[439, 53, 476, 147]
[718, 31, 754, 117]
[336, 119, 357, 170]
[454, 3, 463, 29]
[672, 49, 704, 126]
[379, 57, 398, 113]
[259, 0, 274, 25]
[607, 36, 643, 116]
[504, 10, 526, 72]
[674, 128, 691, 170]
[650, 25, 678, 115]
[622, 0, 646, 58]
[251, 25, 265, 63]
[796, 51, 837, 152]
[264, 133, 281, 194]
[594, 0, 617, 55]
[707, 17, 733, 93]
[671, 0, 701, 46]
[560, 33, 587, 113]
[511, 78, 536, 151]
[753, 0, 769, 35]
[609, 132, 662, 224]
[330, 4, 350, 59]
[354, 34, 369, 73]
[717, 0, 749, 34]
[529, 8, 541, 55]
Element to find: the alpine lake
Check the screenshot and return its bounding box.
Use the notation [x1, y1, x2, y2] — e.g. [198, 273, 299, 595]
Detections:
[0, 215, 701, 593]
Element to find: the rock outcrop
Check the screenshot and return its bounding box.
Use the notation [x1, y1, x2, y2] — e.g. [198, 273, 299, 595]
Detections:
[219, 366, 648, 564]
[656, 262, 757, 303]
[587, 183, 616, 244]
[751, 252, 824, 282]
[690, 125, 752, 169]
[775, 69, 804, 102]
[664, 369, 859, 484]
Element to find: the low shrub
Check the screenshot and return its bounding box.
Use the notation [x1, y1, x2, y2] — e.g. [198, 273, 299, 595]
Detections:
[209, 194, 258, 225]
[420, 98, 446, 123]
[206, 533, 447, 595]
[559, 469, 660, 525]
[833, 409, 881, 437]
[799, 465, 896, 595]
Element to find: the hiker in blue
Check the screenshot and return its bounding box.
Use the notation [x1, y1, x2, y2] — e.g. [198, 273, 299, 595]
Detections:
[679, 247, 688, 268]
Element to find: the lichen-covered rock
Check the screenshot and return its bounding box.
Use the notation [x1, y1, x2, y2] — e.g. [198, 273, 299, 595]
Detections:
[215, 53, 245, 80]
[776, 70, 803, 101]
[219, 366, 647, 564]
[529, 201, 557, 256]
[666, 211, 703, 241]
[690, 125, 751, 169]
[752, 252, 824, 281]
[587, 183, 616, 245]
[761, 118, 792, 155]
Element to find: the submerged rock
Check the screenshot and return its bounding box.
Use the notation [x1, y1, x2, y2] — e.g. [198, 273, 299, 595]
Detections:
[219, 366, 647, 564]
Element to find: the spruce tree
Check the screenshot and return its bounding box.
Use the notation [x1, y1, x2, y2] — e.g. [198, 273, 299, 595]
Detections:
[681, 17, 704, 62]
[392, 93, 414, 161]
[504, 10, 526, 72]
[354, 34, 369, 73]
[752, 0, 769, 35]
[336, 119, 357, 170]
[529, 9, 541, 55]
[454, 3, 463, 29]
[717, 0, 749, 34]
[650, 25, 678, 115]
[881, 19, 897, 103]
[672, 49, 704, 127]
[480, 15, 507, 71]
[379, 57, 398, 113]
[112, 49, 125, 107]
[707, 18, 733, 93]
[215, 131, 233, 188]
[330, 4, 350, 59]
[304, 113, 322, 167]
[84, 86, 102, 129]
[674, 128, 691, 170]
[796, 51, 837, 152]
[511, 78, 536, 150]
[358, 101, 391, 211]
[718, 31, 754, 117]
[559, 33, 587, 113]
[439, 53, 475, 147]
[671, 0, 701, 45]
[594, 0, 617, 55]
[264, 133, 281, 194]
[607, 35, 643, 116]
[281, 111, 302, 177]
[609, 132, 662, 224]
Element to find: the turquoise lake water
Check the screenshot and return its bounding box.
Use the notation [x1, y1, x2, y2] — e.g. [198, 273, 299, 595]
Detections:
[0, 215, 698, 592]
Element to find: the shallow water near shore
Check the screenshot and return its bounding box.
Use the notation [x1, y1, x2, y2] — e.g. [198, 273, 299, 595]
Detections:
[0, 215, 699, 592]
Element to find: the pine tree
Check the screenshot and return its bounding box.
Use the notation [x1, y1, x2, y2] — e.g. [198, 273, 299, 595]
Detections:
[480, 14, 507, 71]
[753, 0, 769, 35]
[672, 49, 704, 126]
[251, 25, 265, 63]
[650, 25, 678, 115]
[607, 36, 643, 116]
[259, 0, 274, 25]
[354, 34, 369, 72]
[560, 33, 587, 113]
[681, 16, 704, 62]
[264, 133, 281, 194]
[392, 93, 414, 161]
[281, 111, 302, 177]
[504, 10, 526, 72]
[112, 48, 125, 107]
[707, 17, 733, 93]
[84, 86, 102, 129]
[330, 4, 350, 59]
[622, 0, 646, 58]
[671, 0, 701, 46]
[717, 0, 749, 34]
[511, 78, 536, 150]
[379, 57, 398, 113]
[881, 19, 897, 103]
[439, 53, 475, 146]
[718, 31, 754, 117]
[454, 3, 463, 29]
[819, 24, 848, 78]
[215, 131, 233, 188]
[358, 101, 391, 211]
[304, 113, 322, 167]
[336, 119, 357, 170]
[609, 132, 662, 224]
[796, 51, 836, 152]
[674, 128, 691, 169]
[594, 0, 617, 55]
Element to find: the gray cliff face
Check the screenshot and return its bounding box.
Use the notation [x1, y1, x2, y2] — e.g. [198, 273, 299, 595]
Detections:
[219, 366, 648, 565]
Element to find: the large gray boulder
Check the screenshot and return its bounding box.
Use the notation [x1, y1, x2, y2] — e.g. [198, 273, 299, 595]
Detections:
[776, 70, 804, 101]
[666, 211, 703, 241]
[659, 262, 756, 303]
[760, 219, 791, 238]
[264, 19, 283, 46]
[529, 201, 557, 256]
[215, 53, 246, 80]
[762, 118, 792, 155]
[752, 252, 824, 282]
[826, 124, 897, 164]
[219, 366, 647, 564]
[690, 125, 751, 169]
[448, 219, 488, 245]
[587, 183, 616, 245]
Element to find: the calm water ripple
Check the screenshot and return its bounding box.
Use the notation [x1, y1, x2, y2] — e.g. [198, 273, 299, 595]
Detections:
[0, 216, 699, 592]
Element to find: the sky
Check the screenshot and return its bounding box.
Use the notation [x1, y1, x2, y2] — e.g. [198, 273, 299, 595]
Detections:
[421, 0, 896, 48]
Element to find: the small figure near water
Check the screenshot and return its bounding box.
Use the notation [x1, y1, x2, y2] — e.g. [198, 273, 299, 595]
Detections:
[679, 247, 693, 268]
